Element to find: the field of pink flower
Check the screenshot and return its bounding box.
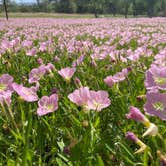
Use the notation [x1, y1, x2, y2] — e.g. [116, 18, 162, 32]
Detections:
[0, 17, 166, 165]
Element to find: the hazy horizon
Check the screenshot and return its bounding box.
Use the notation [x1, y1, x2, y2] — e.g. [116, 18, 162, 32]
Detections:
[12, 0, 36, 4]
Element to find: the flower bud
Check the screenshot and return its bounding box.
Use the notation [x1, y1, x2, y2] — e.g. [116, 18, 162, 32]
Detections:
[63, 147, 70, 154]
[126, 131, 147, 154]
[37, 58, 43, 65]
[135, 140, 147, 154]
[82, 120, 89, 128]
[126, 132, 138, 143]
[143, 123, 158, 137]
[126, 106, 150, 126]
[50, 87, 59, 95]
[136, 95, 146, 102]
[91, 59, 97, 67]
[54, 56, 60, 62]
[74, 77, 82, 88]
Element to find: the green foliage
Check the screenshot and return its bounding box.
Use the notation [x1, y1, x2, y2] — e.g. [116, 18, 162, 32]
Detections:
[2, 0, 166, 18]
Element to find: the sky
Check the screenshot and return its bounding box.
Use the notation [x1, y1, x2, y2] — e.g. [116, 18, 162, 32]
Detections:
[12, 0, 36, 4]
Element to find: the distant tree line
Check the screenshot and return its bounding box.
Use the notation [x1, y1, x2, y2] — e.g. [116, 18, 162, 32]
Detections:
[0, 0, 166, 18]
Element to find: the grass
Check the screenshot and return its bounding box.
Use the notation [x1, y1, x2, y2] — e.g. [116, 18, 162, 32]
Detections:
[0, 12, 146, 19]
[0, 12, 96, 18]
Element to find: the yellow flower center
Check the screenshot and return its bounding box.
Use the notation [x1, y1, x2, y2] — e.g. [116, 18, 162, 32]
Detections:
[22, 88, 31, 96]
[153, 102, 165, 111]
[0, 84, 7, 92]
[47, 104, 54, 110]
[154, 77, 166, 85]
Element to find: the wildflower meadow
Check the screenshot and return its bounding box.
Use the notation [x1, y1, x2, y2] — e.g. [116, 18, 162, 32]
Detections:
[0, 17, 166, 165]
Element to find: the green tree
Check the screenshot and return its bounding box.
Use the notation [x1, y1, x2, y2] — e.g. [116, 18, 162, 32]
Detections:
[146, 0, 156, 17]
[160, 0, 166, 16]
[106, 0, 119, 16]
[90, 0, 106, 18]
[122, 0, 131, 18]
[3, 0, 8, 20]
[2, 0, 166, 18]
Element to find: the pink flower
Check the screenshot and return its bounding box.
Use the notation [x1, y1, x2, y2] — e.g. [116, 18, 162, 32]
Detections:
[0, 90, 12, 106]
[104, 73, 125, 87]
[28, 63, 56, 84]
[37, 94, 58, 116]
[0, 74, 13, 93]
[68, 87, 111, 111]
[58, 67, 76, 81]
[104, 68, 130, 87]
[68, 87, 91, 106]
[22, 40, 33, 48]
[37, 58, 43, 65]
[72, 54, 85, 67]
[40, 42, 48, 52]
[0, 74, 14, 105]
[104, 76, 115, 87]
[145, 65, 166, 90]
[26, 48, 37, 56]
[144, 91, 166, 120]
[28, 66, 46, 84]
[10, 38, 20, 47]
[12, 83, 38, 102]
[1, 40, 12, 51]
[87, 90, 111, 111]
[45, 63, 55, 73]
[54, 56, 60, 62]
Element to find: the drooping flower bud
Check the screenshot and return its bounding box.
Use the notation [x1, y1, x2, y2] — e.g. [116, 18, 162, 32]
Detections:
[126, 106, 150, 127]
[126, 131, 147, 154]
[74, 77, 82, 88]
[142, 123, 158, 137]
[135, 141, 147, 154]
[126, 132, 138, 143]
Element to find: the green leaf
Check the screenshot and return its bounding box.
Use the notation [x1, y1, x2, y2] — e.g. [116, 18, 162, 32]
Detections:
[97, 155, 105, 166]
